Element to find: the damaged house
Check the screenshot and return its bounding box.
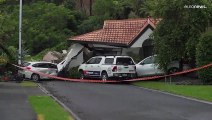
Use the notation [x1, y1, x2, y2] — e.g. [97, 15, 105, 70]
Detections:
[58, 17, 160, 72]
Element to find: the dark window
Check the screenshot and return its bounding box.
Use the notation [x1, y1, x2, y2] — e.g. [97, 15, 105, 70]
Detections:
[105, 58, 114, 64]
[94, 58, 102, 64]
[87, 58, 102, 64]
[32, 63, 48, 68]
[116, 57, 134, 65]
[48, 64, 57, 69]
[23, 62, 30, 67]
[87, 58, 96, 64]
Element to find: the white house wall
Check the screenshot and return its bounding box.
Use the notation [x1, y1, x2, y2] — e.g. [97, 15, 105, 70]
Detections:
[131, 28, 153, 48]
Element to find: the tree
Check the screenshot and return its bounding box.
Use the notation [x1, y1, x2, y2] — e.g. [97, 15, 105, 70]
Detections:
[63, 0, 76, 10]
[146, 0, 212, 71]
[196, 32, 212, 83]
[1, 2, 77, 55]
[0, 0, 16, 63]
[77, 0, 136, 34]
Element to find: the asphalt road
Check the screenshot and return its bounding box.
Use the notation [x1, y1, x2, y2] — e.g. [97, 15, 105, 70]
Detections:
[42, 81, 212, 120]
[0, 82, 45, 120]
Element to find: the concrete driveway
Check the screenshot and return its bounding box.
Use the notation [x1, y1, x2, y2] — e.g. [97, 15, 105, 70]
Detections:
[42, 81, 212, 120]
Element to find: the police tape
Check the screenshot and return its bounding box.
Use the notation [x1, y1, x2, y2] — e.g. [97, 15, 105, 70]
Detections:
[124, 63, 212, 82]
[11, 63, 212, 83]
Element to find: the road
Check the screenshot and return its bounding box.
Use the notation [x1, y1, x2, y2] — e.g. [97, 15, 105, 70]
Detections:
[42, 81, 212, 120]
[0, 82, 45, 120]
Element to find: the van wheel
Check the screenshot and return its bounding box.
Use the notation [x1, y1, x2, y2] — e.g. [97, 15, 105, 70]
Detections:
[79, 71, 84, 79]
[101, 72, 108, 81]
[31, 74, 40, 82]
[168, 67, 179, 74]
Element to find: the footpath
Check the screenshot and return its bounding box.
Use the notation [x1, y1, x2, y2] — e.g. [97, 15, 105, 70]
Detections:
[0, 81, 45, 120]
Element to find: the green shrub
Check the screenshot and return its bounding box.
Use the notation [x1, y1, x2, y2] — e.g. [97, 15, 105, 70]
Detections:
[68, 67, 80, 79]
[196, 32, 212, 83]
[0, 56, 8, 65]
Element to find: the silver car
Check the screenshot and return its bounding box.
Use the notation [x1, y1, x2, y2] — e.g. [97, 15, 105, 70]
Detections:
[19, 61, 58, 81]
[136, 55, 190, 77]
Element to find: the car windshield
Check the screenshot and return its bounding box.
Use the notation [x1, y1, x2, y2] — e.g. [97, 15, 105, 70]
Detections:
[116, 57, 134, 65]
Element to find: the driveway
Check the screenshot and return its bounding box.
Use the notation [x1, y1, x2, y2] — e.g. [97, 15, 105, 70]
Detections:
[42, 81, 212, 120]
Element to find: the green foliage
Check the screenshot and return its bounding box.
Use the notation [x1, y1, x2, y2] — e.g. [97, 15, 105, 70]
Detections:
[93, 0, 117, 17]
[63, 0, 76, 10]
[0, 11, 18, 46]
[151, 0, 212, 71]
[93, 0, 133, 19]
[68, 66, 80, 78]
[7, 46, 17, 57]
[22, 2, 75, 54]
[1, 2, 76, 55]
[0, 43, 16, 63]
[196, 32, 212, 83]
[77, 15, 108, 34]
[77, 0, 140, 34]
[0, 55, 8, 65]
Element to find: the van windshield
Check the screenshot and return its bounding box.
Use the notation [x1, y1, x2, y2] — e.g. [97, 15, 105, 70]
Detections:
[116, 57, 134, 65]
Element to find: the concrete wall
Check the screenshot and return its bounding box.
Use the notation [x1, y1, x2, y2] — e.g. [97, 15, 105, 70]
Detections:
[68, 51, 84, 69]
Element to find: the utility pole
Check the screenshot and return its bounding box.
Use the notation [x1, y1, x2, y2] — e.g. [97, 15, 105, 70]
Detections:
[18, 0, 22, 65]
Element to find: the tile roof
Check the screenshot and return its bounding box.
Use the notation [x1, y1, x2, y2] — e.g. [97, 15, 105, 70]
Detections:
[69, 18, 160, 46]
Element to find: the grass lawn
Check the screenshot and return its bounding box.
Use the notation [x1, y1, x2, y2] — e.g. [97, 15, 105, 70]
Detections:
[29, 96, 73, 120]
[20, 81, 37, 87]
[133, 81, 212, 102]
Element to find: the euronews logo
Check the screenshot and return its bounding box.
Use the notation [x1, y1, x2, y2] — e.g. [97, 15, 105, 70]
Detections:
[184, 5, 207, 9]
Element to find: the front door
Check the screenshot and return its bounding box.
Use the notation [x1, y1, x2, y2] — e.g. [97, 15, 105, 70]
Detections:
[136, 56, 156, 76]
[85, 57, 102, 77]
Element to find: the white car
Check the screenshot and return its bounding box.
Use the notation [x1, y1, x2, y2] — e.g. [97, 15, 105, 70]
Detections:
[78, 56, 136, 81]
[136, 55, 190, 77]
[19, 61, 58, 81]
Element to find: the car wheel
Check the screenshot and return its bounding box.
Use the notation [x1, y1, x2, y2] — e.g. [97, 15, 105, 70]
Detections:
[31, 74, 40, 82]
[168, 67, 179, 74]
[79, 71, 85, 79]
[101, 72, 108, 81]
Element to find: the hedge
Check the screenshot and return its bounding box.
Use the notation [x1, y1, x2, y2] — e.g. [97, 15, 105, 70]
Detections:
[196, 32, 212, 83]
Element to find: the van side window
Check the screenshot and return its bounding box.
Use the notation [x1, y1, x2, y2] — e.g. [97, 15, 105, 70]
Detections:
[87, 58, 102, 64]
[105, 58, 114, 64]
[94, 58, 102, 64]
[87, 58, 96, 64]
[142, 56, 154, 64]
